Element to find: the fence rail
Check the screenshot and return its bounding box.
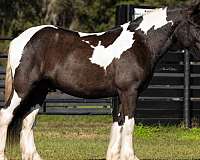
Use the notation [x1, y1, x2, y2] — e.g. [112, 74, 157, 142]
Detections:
[0, 37, 13, 41]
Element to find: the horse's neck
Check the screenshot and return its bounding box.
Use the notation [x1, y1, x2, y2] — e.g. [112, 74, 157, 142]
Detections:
[144, 26, 174, 61]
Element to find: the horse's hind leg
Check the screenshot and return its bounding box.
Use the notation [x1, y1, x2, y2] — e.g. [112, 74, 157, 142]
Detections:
[20, 108, 41, 160]
[0, 91, 21, 160]
[18, 79, 48, 160]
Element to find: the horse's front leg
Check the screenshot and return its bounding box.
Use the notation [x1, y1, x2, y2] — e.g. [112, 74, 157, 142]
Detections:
[106, 97, 122, 160]
[20, 108, 42, 160]
[107, 89, 139, 160]
[119, 89, 139, 160]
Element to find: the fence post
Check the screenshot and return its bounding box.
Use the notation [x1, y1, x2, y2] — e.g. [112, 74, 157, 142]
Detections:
[111, 96, 119, 119]
[42, 102, 47, 113]
[112, 97, 119, 109]
[184, 49, 191, 128]
[116, 4, 134, 25]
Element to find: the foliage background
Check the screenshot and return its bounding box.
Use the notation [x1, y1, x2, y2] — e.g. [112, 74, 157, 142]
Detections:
[0, 0, 191, 37]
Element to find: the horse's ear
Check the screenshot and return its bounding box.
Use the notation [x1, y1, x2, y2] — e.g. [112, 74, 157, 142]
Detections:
[188, 0, 200, 15]
[186, 0, 200, 24]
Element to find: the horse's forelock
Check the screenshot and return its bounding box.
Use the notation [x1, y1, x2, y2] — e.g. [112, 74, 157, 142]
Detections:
[189, 0, 200, 15]
[190, 10, 200, 26]
[190, 26, 200, 60]
[191, 0, 200, 9]
[184, 19, 200, 60]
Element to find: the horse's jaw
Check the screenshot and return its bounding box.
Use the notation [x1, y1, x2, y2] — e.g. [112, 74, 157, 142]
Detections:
[190, 42, 200, 60]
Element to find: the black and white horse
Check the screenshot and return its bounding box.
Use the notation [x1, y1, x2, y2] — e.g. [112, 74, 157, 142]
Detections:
[1, 2, 200, 160]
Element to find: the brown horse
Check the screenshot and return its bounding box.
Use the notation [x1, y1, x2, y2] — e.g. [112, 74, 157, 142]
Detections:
[1, 2, 200, 160]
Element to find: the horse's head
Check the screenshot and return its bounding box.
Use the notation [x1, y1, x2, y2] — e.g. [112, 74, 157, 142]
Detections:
[174, 1, 200, 58]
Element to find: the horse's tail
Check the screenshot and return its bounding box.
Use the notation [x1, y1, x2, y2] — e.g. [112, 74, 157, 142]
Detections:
[5, 40, 22, 144]
[5, 45, 13, 104]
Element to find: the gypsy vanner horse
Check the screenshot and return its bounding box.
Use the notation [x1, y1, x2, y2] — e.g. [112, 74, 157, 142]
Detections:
[1, 2, 200, 160]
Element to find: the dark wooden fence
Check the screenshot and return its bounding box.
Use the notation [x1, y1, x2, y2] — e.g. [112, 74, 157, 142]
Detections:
[0, 5, 199, 125]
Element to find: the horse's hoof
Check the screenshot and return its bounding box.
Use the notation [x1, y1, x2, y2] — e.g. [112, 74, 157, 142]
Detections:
[0, 155, 7, 160]
[33, 152, 42, 160]
[120, 150, 138, 160]
[134, 156, 139, 160]
[22, 152, 42, 160]
[106, 153, 120, 160]
[106, 148, 120, 160]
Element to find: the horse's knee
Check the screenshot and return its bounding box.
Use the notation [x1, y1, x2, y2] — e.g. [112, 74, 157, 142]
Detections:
[22, 109, 39, 129]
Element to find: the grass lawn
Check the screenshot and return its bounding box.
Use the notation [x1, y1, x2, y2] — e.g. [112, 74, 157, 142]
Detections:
[6, 115, 200, 160]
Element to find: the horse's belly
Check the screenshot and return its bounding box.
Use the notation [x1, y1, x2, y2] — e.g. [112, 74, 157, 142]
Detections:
[60, 86, 116, 99]
[56, 80, 116, 99]
[54, 67, 116, 99]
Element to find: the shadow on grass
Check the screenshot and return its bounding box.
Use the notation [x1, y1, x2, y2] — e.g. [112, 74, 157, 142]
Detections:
[86, 159, 105, 160]
[85, 159, 105, 160]
[85, 159, 200, 160]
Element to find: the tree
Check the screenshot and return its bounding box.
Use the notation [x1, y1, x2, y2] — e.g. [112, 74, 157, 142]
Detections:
[0, 0, 43, 36]
[0, 0, 191, 36]
[42, 0, 117, 32]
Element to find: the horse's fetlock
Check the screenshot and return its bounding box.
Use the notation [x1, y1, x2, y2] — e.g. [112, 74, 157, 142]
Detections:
[134, 156, 140, 160]
[0, 152, 7, 160]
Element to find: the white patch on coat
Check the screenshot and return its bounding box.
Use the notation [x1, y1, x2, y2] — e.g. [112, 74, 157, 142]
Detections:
[106, 122, 122, 160]
[89, 22, 135, 70]
[134, 8, 155, 19]
[120, 116, 136, 160]
[82, 40, 90, 44]
[78, 31, 105, 37]
[9, 25, 57, 77]
[20, 108, 41, 160]
[136, 7, 173, 34]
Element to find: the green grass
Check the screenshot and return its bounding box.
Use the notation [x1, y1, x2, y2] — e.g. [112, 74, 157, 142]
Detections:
[6, 115, 200, 160]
